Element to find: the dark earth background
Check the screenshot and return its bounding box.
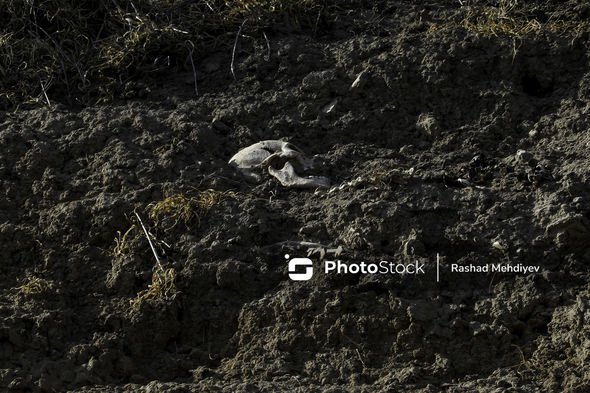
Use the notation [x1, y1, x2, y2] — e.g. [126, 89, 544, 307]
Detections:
[1, 0, 590, 392]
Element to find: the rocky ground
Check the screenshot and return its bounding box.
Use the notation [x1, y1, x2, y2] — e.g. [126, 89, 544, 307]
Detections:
[1, 1, 589, 392]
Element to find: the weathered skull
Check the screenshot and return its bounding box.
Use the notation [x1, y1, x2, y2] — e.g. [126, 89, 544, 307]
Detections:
[229, 140, 330, 189]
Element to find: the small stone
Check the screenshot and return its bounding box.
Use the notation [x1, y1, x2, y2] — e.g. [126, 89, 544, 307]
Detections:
[322, 98, 339, 114]
[350, 69, 368, 90]
[492, 240, 507, 252]
[416, 113, 441, 139]
[529, 129, 538, 138]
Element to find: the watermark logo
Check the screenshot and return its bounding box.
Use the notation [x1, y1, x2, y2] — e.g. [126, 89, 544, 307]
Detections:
[286, 252, 541, 282]
[325, 260, 425, 275]
[286, 254, 428, 281]
[286, 254, 313, 281]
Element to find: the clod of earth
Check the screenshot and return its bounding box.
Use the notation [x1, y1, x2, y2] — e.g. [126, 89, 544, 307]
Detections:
[228, 140, 330, 189]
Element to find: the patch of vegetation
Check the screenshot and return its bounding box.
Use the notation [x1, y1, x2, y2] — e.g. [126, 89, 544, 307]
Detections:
[0, 0, 328, 109]
[113, 224, 136, 257]
[128, 210, 177, 312]
[1, 1, 585, 108]
[510, 344, 537, 373]
[129, 266, 177, 312]
[148, 189, 241, 230]
[15, 276, 53, 295]
[115, 189, 244, 312]
[428, 0, 587, 36]
[363, 168, 407, 186]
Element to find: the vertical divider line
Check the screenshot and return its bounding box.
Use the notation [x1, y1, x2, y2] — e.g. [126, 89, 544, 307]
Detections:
[437, 253, 440, 283]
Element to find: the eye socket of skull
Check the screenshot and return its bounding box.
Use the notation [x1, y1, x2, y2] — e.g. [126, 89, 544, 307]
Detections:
[266, 155, 290, 170]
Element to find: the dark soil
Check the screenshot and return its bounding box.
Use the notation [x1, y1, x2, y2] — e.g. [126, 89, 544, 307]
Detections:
[1, 1, 590, 392]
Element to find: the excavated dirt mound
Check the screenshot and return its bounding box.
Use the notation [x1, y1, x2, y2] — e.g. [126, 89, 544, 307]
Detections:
[1, 1, 590, 392]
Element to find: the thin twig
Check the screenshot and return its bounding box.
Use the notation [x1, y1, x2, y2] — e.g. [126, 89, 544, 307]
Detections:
[40, 81, 51, 106]
[94, 19, 106, 45]
[30, 22, 71, 102]
[511, 344, 534, 372]
[36, 25, 86, 86]
[203, 1, 214, 12]
[129, 1, 143, 23]
[134, 211, 165, 282]
[186, 41, 199, 96]
[356, 348, 366, 368]
[231, 19, 247, 81]
[314, 9, 322, 35]
[262, 31, 271, 61]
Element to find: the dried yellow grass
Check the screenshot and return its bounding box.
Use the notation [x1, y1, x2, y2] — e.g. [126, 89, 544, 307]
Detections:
[0, 0, 328, 109]
[15, 276, 53, 295]
[428, 1, 587, 37]
[129, 267, 177, 312]
[148, 189, 241, 230]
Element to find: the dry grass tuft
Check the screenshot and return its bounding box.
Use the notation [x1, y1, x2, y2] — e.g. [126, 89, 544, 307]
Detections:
[128, 211, 177, 312]
[15, 276, 53, 295]
[226, 0, 323, 19]
[148, 189, 241, 230]
[129, 267, 177, 312]
[0, 0, 328, 109]
[113, 224, 136, 257]
[428, 0, 587, 37]
[121, 189, 243, 312]
[510, 344, 537, 373]
[364, 168, 407, 186]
